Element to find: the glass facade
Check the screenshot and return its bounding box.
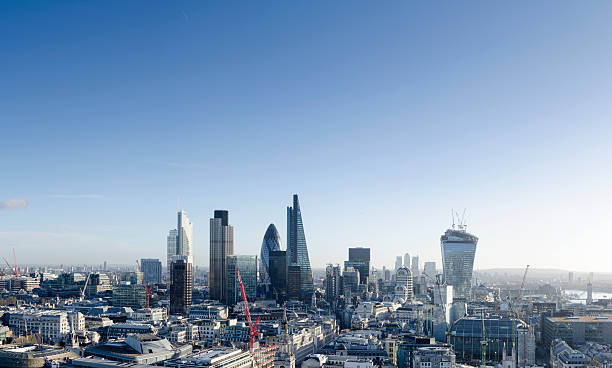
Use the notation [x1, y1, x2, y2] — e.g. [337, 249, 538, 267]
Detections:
[225, 255, 258, 306]
[260, 224, 282, 283]
[345, 247, 370, 285]
[450, 315, 520, 363]
[210, 210, 234, 302]
[287, 194, 314, 302]
[269, 250, 287, 302]
[440, 229, 478, 300]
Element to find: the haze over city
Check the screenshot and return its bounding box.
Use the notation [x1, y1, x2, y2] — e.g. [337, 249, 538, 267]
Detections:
[2, 1, 612, 271]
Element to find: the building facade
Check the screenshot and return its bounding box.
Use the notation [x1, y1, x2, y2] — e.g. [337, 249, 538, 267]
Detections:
[269, 250, 287, 303]
[210, 210, 234, 302]
[225, 255, 258, 306]
[170, 258, 193, 315]
[286, 194, 314, 303]
[345, 247, 370, 285]
[440, 227, 478, 301]
[260, 224, 282, 283]
[141, 258, 162, 285]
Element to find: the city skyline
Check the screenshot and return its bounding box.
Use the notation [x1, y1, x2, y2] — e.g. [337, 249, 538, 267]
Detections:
[2, 2, 612, 272]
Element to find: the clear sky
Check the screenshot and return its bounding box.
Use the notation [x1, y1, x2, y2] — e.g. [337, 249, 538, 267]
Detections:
[1, 1, 612, 272]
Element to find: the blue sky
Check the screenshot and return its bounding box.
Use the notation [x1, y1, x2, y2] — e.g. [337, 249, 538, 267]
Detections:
[1, 1, 612, 271]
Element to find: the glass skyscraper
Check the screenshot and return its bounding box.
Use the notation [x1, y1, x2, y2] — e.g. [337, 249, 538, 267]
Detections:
[440, 227, 478, 300]
[260, 223, 282, 283]
[167, 210, 193, 279]
[225, 255, 257, 306]
[345, 247, 370, 285]
[286, 194, 314, 303]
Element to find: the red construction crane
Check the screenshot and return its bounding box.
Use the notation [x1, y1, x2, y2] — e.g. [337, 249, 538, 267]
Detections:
[236, 269, 260, 351]
[135, 260, 153, 309]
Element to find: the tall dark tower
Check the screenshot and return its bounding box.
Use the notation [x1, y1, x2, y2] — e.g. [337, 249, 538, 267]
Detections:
[170, 258, 192, 315]
[209, 210, 234, 302]
[286, 194, 313, 303]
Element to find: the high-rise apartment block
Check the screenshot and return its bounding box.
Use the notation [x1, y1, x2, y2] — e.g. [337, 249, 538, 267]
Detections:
[209, 210, 234, 302]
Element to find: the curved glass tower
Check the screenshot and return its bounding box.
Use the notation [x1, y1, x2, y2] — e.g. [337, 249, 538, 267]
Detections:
[440, 227, 478, 301]
[287, 194, 314, 303]
[260, 223, 282, 283]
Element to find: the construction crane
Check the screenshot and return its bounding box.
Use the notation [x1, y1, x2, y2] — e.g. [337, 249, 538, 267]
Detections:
[236, 268, 260, 351]
[136, 260, 153, 308]
[2, 258, 16, 279]
[80, 273, 92, 301]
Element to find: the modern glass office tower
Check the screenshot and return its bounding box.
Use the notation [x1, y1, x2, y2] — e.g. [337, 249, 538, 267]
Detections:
[345, 247, 370, 285]
[210, 210, 234, 302]
[225, 255, 257, 306]
[286, 194, 314, 303]
[269, 250, 287, 303]
[440, 227, 478, 300]
[260, 223, 282, 283]
[170, 258, 192, 315]
[167, 210, 193, 279]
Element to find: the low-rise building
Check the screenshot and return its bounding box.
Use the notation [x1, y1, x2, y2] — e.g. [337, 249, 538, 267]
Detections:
[163, 347, 253, 368]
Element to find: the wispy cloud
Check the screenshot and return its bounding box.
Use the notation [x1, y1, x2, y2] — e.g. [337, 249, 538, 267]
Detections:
[48, 194, 105, 199]
[0, 198, 28, 210]
[181, 10, 191, 24]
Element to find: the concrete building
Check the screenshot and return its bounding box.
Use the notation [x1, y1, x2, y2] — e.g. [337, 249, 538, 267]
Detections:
[412, 346, 456, 368]
[113, 282, 147, 309]
[8, 310, 82, 342]
[543, 316, 612, 350]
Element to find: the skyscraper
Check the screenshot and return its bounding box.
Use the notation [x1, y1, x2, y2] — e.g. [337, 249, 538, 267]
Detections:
[178, 211, 194, 264]
[141, 258, 162, 285]
[209, 210, 234, 302]
[325, 264, 341, 305]
[395, 267, 413, 302]
[167, 210, 193, 274]
[395, 256, 403, 271]
[170, 258, 192, 315]
[269, 250, 288, 303]
[440, 226, 478, 300]
[345, 247, 370, 285]
[286, 194, 313, 303]
[411, 255, 420, 277]
[166, 228, 178, 272]
[404, 253, 411, 269]
[225, 255, 258, 306]
[260, 224, 282, 283]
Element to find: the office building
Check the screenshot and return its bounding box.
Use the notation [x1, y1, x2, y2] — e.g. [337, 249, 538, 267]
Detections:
[345, 247, 370, 285]
[210, 210, 234, 302]
[404, 253, 411, 269]
[549, 340, 590, 368]
[141, 258, 162, 285]
[395, 267, 413, 302]
[449, 315, 521, 363]
[167, 228, 178, 271]
[587, 282, 593, 305]
[225, 255, 257, 306]
[167, 210, 194, 274]
[269, 250, 287, 302]
[325, 264, 342, 305]
[260, 224, 282, 283]
[440, 226, 478, 300]
[542, 316, 612, 350]
[342, 267, 360, 298]
[170, 258, 193, 315]
[112, 282, 146, 308]
[395, 256, 403, 271]
[413, 347, 456, 368]
[165, 347, 253, 368]
[286, 194, 314, 303]
[411, 256, 420, 277]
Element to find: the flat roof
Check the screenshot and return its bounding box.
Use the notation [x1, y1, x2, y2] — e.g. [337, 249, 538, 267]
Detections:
[547, 316, 612, 323]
